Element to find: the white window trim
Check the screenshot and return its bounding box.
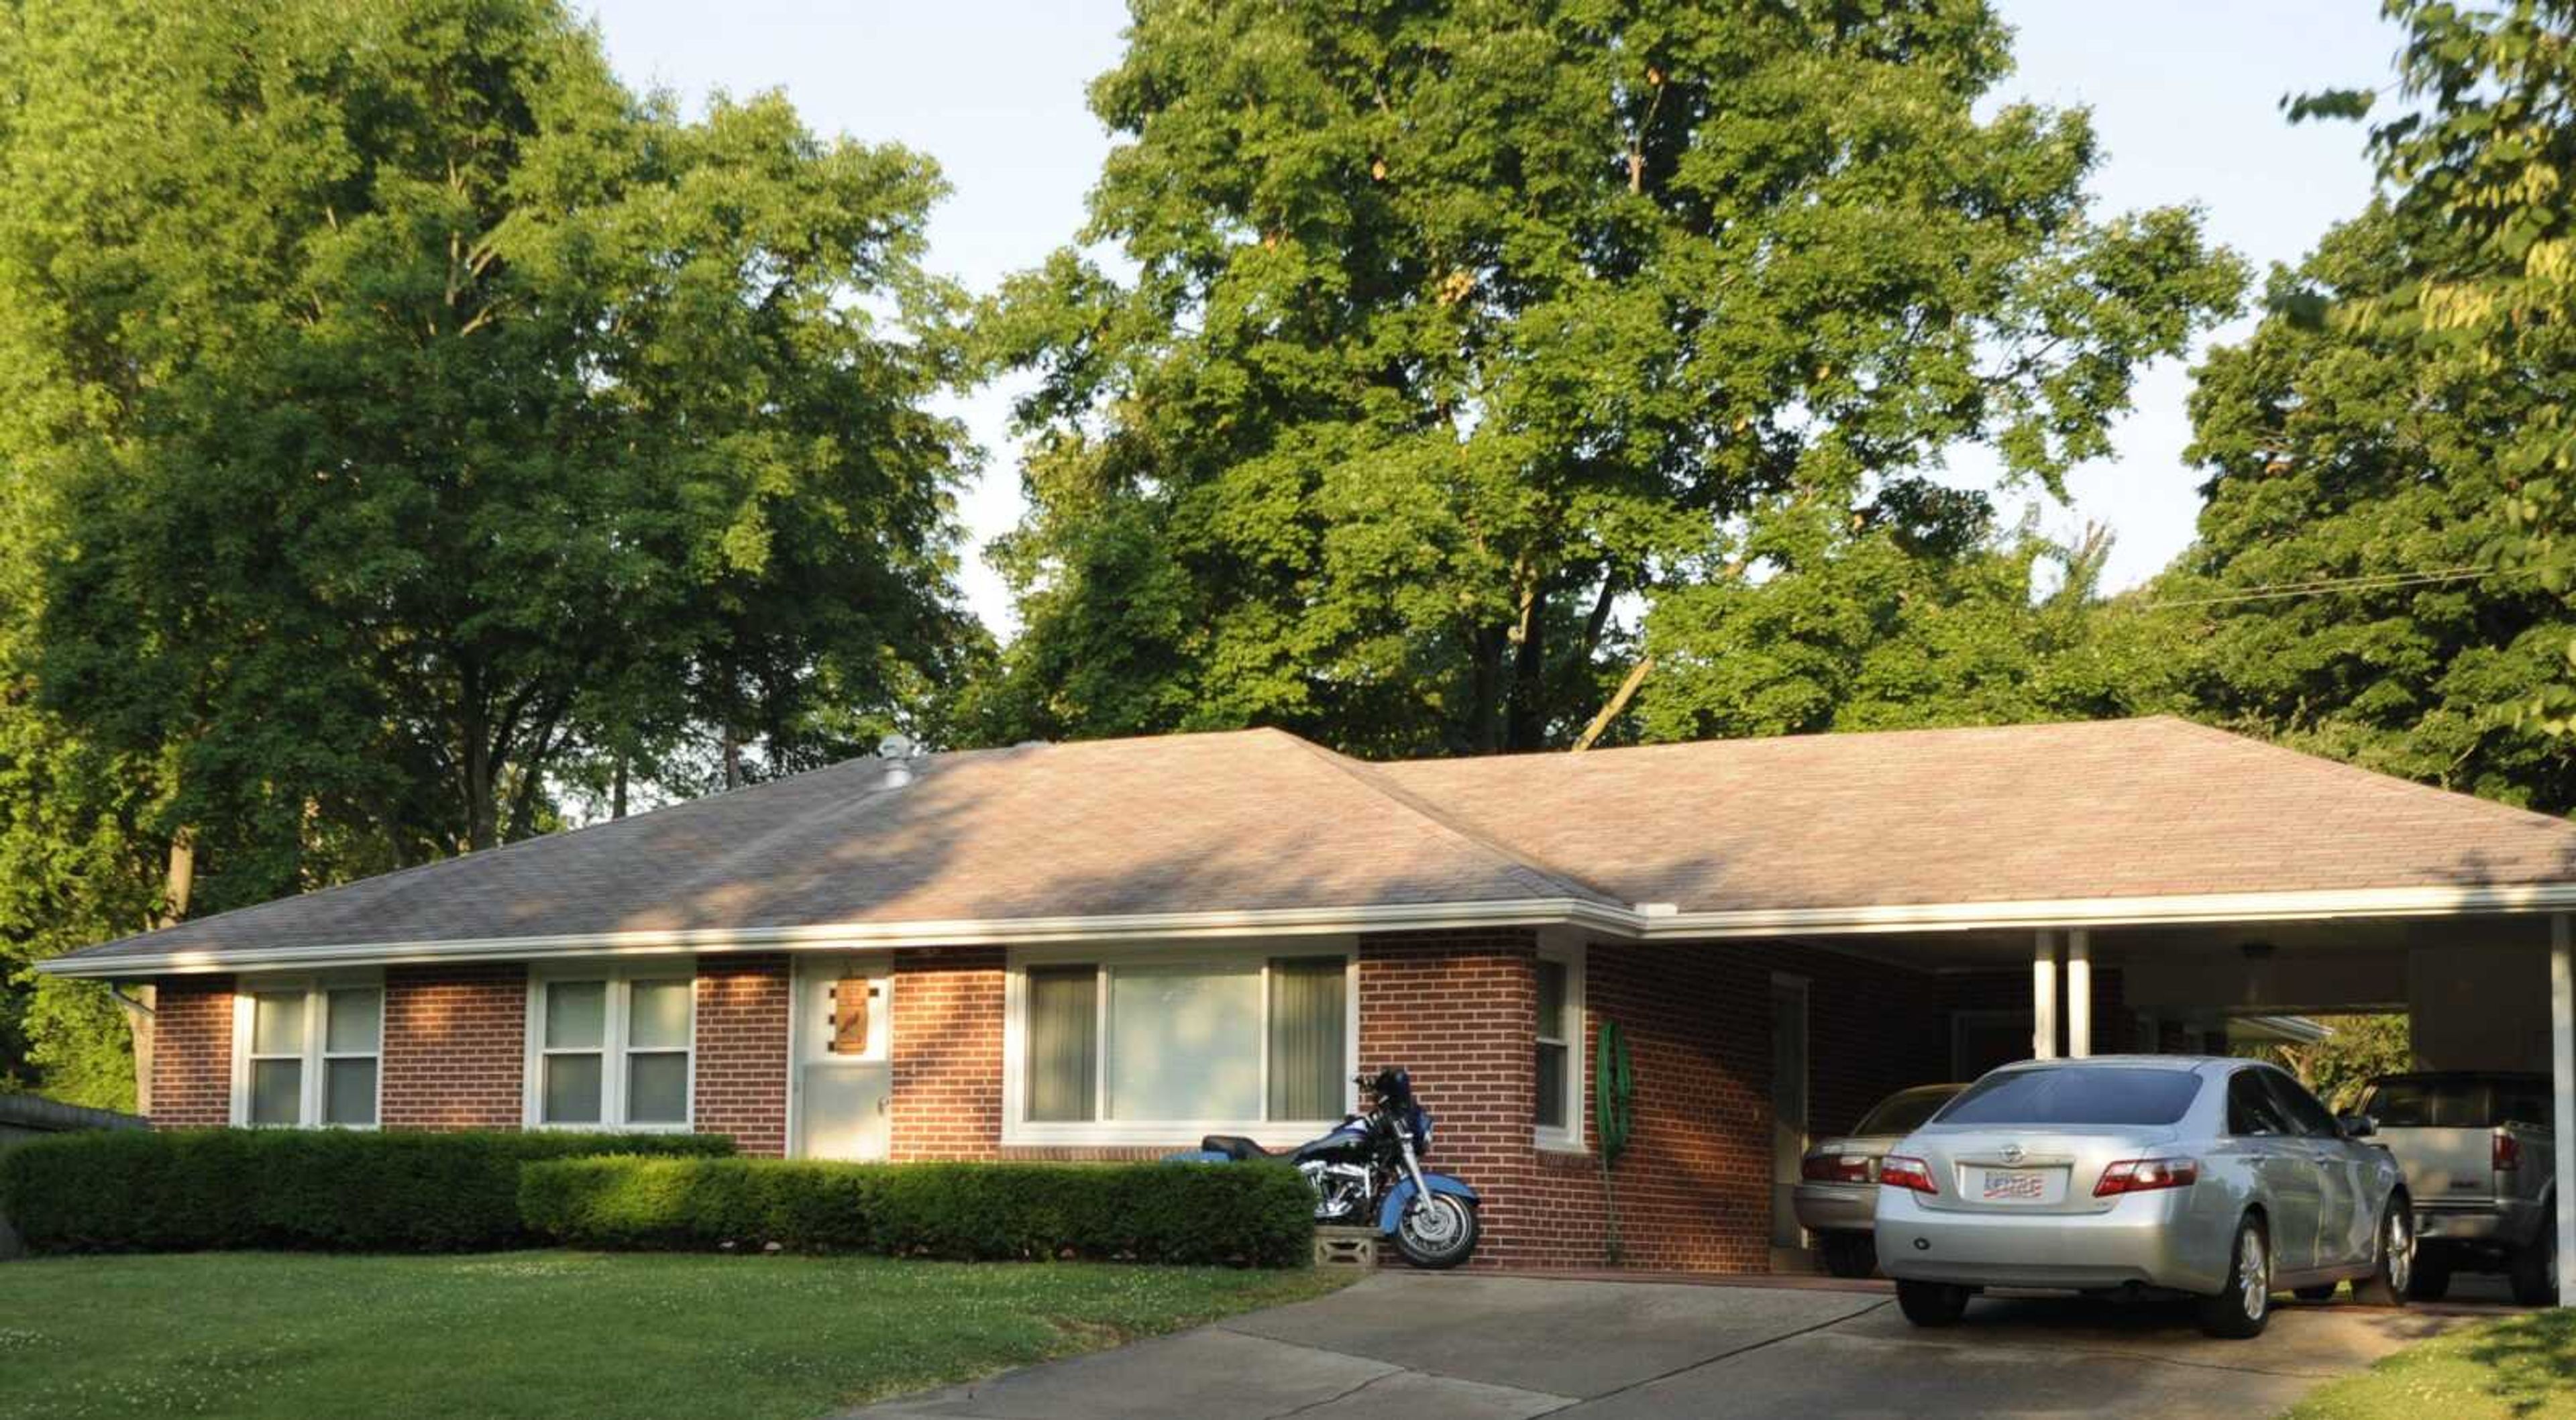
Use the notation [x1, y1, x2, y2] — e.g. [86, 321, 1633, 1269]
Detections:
[522, 960, 698, 1133]
[1535, 941, 1587, 1152]
[1000, 940, 1359, 1148]
[229, 972, 384, 1130]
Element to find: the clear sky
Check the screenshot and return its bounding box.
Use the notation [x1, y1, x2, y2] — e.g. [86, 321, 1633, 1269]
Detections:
[584, 0, 2408, 634]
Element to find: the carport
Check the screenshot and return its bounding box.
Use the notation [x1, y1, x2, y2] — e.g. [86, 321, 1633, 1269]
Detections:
[1788, 899, 2576, 1305]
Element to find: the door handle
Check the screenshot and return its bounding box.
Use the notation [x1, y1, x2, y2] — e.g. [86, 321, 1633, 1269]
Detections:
[877, 1095, 891, 1117]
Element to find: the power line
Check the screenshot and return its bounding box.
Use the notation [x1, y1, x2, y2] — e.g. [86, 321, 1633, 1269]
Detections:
[2133, 565, 2516, 611]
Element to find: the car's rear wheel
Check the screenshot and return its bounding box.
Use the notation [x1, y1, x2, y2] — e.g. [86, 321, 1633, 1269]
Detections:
[2351, 1198, 2413, 1307]
[2510, 1221, 2557, 1307]
[1895, 1280, 1971, 1327]
[2198, 1215, 2273, 1339]
[1819, 1232, 1876, 1278]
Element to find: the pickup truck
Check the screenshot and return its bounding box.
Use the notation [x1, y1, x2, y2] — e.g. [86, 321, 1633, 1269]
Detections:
[2355, 1071, 2556, 1303]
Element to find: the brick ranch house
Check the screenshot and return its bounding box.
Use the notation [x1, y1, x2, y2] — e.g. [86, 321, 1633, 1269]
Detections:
[42, 716, 2576, 1274]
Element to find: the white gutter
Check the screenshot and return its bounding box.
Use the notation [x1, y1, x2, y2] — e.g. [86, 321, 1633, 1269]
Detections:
[40, 879, 2576, 979]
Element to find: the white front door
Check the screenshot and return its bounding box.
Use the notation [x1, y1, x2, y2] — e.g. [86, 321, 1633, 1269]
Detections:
[795, 957, 892, 1161]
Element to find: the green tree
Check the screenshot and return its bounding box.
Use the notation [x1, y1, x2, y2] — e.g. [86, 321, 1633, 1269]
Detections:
[2295, 1, 2576, 734]
[0, 0, 977, 1099]
[2164, 209, 2576, 811]
[979, 0, 2243, 757]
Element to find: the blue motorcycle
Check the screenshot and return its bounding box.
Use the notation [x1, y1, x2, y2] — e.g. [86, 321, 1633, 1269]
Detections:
[1168, 1064, 1481, 1268]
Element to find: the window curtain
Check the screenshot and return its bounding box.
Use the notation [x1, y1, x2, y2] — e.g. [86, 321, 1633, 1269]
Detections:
[1267, 957, 1346, 1121]
[1026, 966, 1097, 1122]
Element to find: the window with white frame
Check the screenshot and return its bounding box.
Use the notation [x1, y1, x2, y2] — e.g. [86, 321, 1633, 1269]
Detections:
[1534, 947, 1584, 1149]
[235, 979, 383, 1128]
[528, 968, 694, 1128]
[1012, 950, 1351, 1138]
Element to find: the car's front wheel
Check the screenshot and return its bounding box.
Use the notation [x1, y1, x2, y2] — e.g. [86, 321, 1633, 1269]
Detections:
[1895, 1280, 1971, 1327]
[2198, 1214, 2273, 1339]
[2351, 1197, 2413, 1307]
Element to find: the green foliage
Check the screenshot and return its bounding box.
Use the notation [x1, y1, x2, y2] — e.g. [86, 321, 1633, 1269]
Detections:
[978, 0, 2242, 757]
[1638, 505, 2186, 743]
[2298, 1, 2576, 734]
[519, 1156, 1317, 1268]
[2165, 209, 2576, 810]
[0, 0, 975, 871]
[2237, 1015, 2416, 1113]
[0, 1127, 732, 1253]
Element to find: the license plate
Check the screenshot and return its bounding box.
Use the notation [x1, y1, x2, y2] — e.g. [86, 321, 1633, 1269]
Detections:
[1974, 1167, 2057, 1203]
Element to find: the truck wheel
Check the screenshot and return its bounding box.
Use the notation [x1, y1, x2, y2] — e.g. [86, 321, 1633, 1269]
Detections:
[2197, 1214, 2273, 1339]
[1896, 1280, 1971, 1326]
[2350, 1199, 2412, 1307]
[2408, 1250, 2452, 1302]
[2510, 1225, 2557, 1307]
[1819, 1233, 1876, 1278]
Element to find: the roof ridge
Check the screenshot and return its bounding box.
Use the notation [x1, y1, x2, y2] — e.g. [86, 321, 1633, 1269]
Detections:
[1272, 733, 1627, 907]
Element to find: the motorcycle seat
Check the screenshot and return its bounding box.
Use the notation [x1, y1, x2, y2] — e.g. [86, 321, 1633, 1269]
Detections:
[1197, 1134, 1274, 1161]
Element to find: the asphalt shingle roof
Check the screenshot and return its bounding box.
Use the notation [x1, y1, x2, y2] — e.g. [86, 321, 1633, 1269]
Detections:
[49, 716, 2576, 969]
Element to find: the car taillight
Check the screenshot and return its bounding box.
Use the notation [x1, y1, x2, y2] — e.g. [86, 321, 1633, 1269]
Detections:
[1878, 1155, 1937, 1195]
[2496, 1131, 2522, 1171]
[1801, 1153, 1872, 1184]
[2095, 1158, 2201, 1197]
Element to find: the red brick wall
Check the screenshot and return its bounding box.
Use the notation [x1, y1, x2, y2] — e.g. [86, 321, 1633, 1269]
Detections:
[694, 955, 791, 1156]
[1358, 930, 1544, 1265]
[150, 976, 235, 1127]
[382, 963, 527, 1130]
[889, 946, 1004, 1161]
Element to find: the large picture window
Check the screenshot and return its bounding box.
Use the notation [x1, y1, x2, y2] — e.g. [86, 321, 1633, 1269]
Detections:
[527, 967, 694, 1129]
[1012, 951, 1350, 1140]
[233, 979, 382, 1128]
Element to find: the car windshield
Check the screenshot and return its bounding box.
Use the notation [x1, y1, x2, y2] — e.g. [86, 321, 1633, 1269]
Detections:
[1853, 1088, 1958, 1136]
[1936, 1067, 2204, 1127]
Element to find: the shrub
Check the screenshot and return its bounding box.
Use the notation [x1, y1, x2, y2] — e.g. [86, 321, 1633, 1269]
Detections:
[520, 1157, 1316, 1267]
[0, 1128, 734, 1254]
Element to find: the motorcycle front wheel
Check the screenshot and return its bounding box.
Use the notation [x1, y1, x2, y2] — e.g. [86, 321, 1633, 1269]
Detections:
[1395, 1193, 1479, 1269]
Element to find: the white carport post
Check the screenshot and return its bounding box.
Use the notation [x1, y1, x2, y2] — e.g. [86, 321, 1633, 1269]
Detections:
[2066, 930, 2093, 1058]
[2553, 912, 2574, 1307]
[2033, 930, 2060, 1061]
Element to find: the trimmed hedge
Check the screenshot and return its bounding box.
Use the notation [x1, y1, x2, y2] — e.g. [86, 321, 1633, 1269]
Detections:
[0, 1128, 734, 1254]
[519, 1157, 1317, 1268]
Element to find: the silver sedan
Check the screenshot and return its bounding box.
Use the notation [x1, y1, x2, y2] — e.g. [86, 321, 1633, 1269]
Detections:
[1874, 1056, 2412, 1337]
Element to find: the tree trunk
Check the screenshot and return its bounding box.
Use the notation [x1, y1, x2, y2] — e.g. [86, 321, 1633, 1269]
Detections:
[158, 829, 195, 927]
[611, 755, 629, 819]
[721, 726, 743, 791]
[1467, 625, 1507, 754]
[1505, 583, 1548, 751]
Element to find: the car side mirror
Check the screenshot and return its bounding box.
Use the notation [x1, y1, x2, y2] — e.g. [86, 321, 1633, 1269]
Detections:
[2339, 1113, 2376, 1138]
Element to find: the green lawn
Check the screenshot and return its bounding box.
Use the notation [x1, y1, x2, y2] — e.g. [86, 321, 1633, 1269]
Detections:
[0, 1252, 1352, 1420]
[2286, 1309, 2576, 1419]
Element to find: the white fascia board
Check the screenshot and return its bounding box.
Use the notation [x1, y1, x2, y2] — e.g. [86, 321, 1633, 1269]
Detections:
[34, 897, 1640, 979]
[40, 880, 2576, 979]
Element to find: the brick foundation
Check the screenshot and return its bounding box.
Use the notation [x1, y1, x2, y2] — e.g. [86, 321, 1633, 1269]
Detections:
[382, 962, 527, 1130]
[694, 955, 791, 1156]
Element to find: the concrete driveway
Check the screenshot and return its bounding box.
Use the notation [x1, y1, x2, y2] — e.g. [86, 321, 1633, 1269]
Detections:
[845, 1273, 2477, 1420]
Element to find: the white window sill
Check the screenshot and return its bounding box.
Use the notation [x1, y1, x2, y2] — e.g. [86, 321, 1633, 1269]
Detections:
[1535, 1130, 1587, 1156]
[1003, 1120, 1344, 1150]
[527, 1120, 696, 1134]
